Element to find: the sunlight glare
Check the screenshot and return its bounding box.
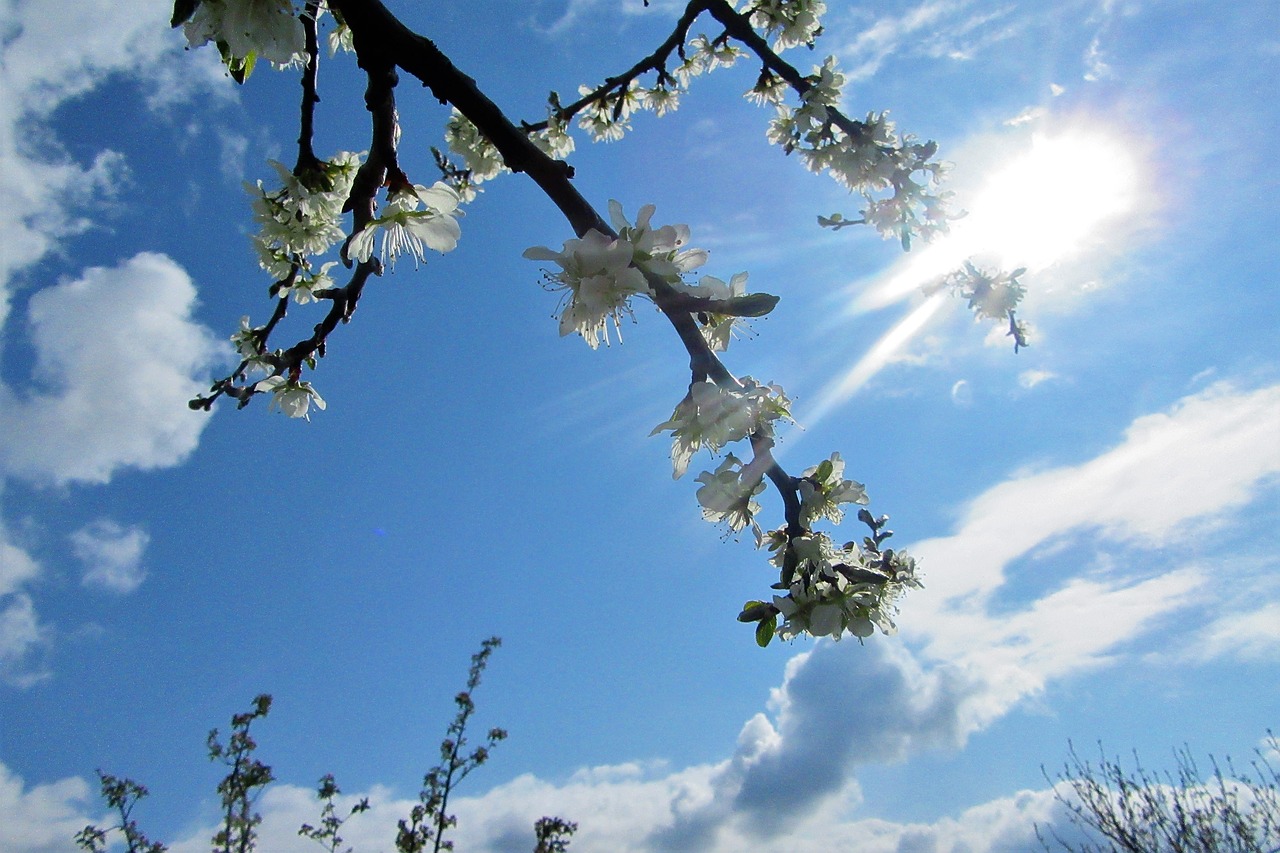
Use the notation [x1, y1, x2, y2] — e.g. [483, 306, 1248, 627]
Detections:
[852, 128, 1142, 313]
[804, 127, 1144, 428]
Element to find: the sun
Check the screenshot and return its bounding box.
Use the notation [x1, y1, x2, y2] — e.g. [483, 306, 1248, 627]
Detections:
[958, 130, 1141, 272]
[806, 124, 1146, 424]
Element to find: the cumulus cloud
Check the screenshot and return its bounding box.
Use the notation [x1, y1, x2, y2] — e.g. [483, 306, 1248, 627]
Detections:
[70, 519, 150, 594]
[0, 253, 219, 485]
[0, 0, 225, 685]
[0, 761, 96, 853]
[1018, 368, 1057, 389]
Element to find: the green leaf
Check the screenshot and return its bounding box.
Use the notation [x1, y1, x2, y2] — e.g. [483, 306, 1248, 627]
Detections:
[755, 615, 776, 647]
[218, 41, 256, 85]
[170, 0, 200, 27]
[814, 459, 834, 483]
[737, 600, 768, 622]
[718, 293, 779, 318]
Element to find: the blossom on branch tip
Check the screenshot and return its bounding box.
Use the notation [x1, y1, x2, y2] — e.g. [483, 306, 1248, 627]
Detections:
[523, 230, 647, 348]
[348, 182, 462, 268]
[255, 375, 326, 420]
[651, 378, 792, 478]
[766, 529, 919, 642]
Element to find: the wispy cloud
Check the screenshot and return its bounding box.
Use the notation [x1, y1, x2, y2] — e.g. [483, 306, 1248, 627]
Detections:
[71, 519, 150, 595]
[837, 1, 1019, 82]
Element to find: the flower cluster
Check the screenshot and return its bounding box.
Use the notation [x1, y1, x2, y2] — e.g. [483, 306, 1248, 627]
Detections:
[347, 181, 463, 268]
[769, 533, 920, 640]
[747, 0, 827, 50]
[743, 510, 922, 644]
[762, 57, 954, 248]
[523, 202, 709, 348]
[445, 110, 509, 198]
[924, 261, 1028, 322]
[651, 378, 792, 478]
[181, 0, 307, 74]
[530, 110, 576, 160]
[249, 153, 361, 283]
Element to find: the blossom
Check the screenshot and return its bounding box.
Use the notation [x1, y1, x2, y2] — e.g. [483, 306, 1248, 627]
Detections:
[530, 113, 575, 160]
[695, 454, 766, 536]
[287, 261, 338, 305]
[608, 201, 707, 282]
[523, 230, 647, 348]
[576, 82, 646, 142]
[183, 0, 307, 69]
[248, 152, 361, 272]
[445, 110, 508, 182]
[674, 271, 751, 351]
[750, 0, 826, 50]
[255, 375, 326, 420]
[651, 377, 791, 478]
[766, 529, 922, 642]
[798, 451, 868, 527]
[231, 316, 261, 359]
[348, 182, 463, 267]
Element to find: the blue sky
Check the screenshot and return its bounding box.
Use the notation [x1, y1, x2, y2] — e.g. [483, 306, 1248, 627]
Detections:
[1, 0, 1278, 851]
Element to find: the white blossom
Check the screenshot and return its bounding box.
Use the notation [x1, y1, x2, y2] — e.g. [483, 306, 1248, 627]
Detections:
[348, 182, 463, 268]
[750, 0, 826, 50]
[695, 454, 766, 536]
[248, 152, 361, 273]
[674, 271, 751, 352]
[523, 230, 648, 348]
[183, 0, 307, 69]
[651, 377, 791, 478]
[445, 110, 508, 182]
[256, 375, 326, 420]
[798, 451, 868, 527]
[608, 201, 707, 282]
[231, 316, 261, 359]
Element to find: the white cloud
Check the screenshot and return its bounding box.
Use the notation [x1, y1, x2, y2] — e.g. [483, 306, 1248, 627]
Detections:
[0, 594, 50, 688]
[0, 761, 95, 853]
[157, 765, 1084, 853]
[838, 1, 1018, 82]
[70, 519, 150, 594]
[1194, 602, 1280, 662]
[0, 1, 225, 683]
[1018, 368, 1057, 389]
[0, 253, 219, 486]
[0, 518, 40, 600]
